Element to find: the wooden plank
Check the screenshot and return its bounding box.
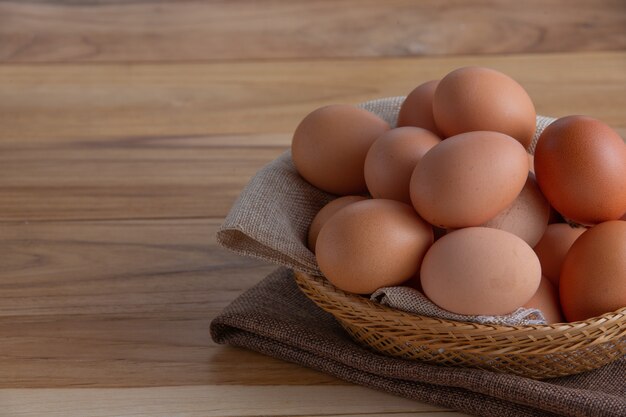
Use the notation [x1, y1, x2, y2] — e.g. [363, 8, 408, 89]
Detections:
[0, 52, 624, 221]
[0, 218, 344, 387]
[1, 52, 624, 142]
[0, 0, 624, 63]
[0, 133, 290, 220]
[0, 316, 345, 387]
[0, 386, 460, 417]
[0, 219, 269, 317]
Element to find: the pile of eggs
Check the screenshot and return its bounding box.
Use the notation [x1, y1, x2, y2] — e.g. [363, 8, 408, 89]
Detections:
[292, 66, 626, 324]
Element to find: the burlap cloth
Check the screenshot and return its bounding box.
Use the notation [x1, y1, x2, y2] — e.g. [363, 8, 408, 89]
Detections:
[212, 97, 626, 416]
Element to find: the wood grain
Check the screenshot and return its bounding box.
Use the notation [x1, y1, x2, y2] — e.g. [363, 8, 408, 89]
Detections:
[0, 218, 347, 387]
[0, 0, 624, 63]
[0, 386, 462, 417]
[0, 52, 623, 223]
[0, 132, 290, 221]
[2, 52, 624, 143]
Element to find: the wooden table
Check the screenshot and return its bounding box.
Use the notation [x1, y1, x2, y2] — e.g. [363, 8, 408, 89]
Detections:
[1, 2, 624, 416]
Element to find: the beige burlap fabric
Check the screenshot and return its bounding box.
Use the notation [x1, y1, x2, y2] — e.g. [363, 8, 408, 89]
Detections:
[217, 97, 555, 325]
[372, 286, 545, 325]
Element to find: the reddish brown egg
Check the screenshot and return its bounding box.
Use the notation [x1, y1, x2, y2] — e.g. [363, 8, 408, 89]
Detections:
[316, 199, 433, 294]
[534, 116, 626, 225]
[533, 223, 586, 287]
[432, 67, 536, 148]
[397, 80, 443, 137]
[481, 173, 549, 247]
[560, 220, 626, 322]
[291, 105, 390, 195]
[307, 196, 367, 252]
[523, 276, 565, 324]
[410, 131, 529, 228]
[364, 127, 441, 204]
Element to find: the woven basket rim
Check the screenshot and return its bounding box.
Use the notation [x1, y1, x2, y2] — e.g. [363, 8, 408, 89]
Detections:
[295, 271, 626, 344]
[295, 271, 626, 377]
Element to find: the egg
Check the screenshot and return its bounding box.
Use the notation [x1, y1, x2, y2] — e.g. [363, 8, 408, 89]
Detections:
[316, 199, 433, 294]
[523, 276, 564, 324]
[529, 153, 564, 224]
[534, 116, 626, 225]
[481, 173, 549, 247]
[396, 80, 443, 136]
[560, 220, 626, 322]
[364, 127, 441, 204]
[433, 67, 536, 148]
[291, 105, 390, 195]
[420, 227, 541, 316]
[410, 131, 529, 228]
[307, 195, 367, 252]
[533, 223, 586, 287]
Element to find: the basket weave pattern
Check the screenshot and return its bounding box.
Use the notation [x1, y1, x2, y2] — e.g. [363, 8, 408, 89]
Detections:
[295, 271, 626, 379]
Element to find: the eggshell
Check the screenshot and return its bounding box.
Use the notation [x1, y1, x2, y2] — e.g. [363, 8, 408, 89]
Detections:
[397, 80, 443, 137]
[560, 220, 626, 322]
[291, 105, 390, 195]
[364, 127, 441, 204]
[410, 131, 529, 228]
[316, 199, 433, 294]
[481, 173, 550, 247]
[534, 116, 626, 225]
[533, 223, 586, 287]
[307, 195, 367, 251]
[433, 67, 536, 148]
[523, 276, 565, 324]
[420, 227, 541, 315]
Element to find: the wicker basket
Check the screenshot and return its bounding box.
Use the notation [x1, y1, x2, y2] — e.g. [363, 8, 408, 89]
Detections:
[295, 271, 626, 379]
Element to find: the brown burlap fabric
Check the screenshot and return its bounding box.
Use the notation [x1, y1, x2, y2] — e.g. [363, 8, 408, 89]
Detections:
[211, 268, 626, 417]
[213, 97, 626, 416]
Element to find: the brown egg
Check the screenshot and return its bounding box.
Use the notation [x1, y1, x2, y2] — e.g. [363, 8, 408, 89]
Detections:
[397, 80, 443, 137]
[433, 67, 536, 148]
[292, 105, 390, 195]
[523, 276, 565, 324]
[534, 116, 626, 225]
[560, 220, 626, 322]
[420, 227, 541, 315]
[533, 223, 586, 287]
[364, 127, 441, 204]
[481, 173, 550, 247]
[307, 196, 367, 252]
[410, 131, 529, 228]
[316, 199, 433, 294]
